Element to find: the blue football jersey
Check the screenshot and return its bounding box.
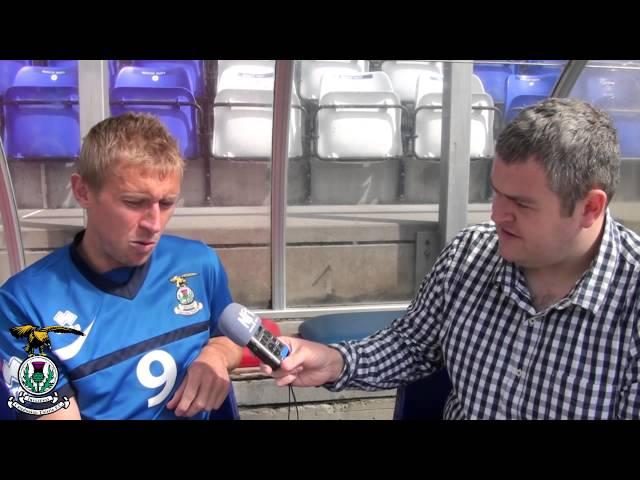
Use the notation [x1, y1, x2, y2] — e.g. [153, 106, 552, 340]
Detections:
[0, 232, 233, 419]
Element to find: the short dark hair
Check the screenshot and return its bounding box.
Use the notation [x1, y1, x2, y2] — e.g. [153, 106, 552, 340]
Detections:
[496, 97, 620, 215]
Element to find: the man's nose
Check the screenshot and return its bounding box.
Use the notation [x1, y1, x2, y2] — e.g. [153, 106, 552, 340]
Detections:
[140, 204, 162, 234]
[491, 194, 514, 224]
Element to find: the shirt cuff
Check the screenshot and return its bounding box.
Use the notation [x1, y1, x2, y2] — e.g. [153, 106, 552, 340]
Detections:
[323, 342, 354, 392]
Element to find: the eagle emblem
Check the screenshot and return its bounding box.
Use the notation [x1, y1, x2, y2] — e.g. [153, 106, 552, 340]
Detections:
[6, 324, 80, 415]
[9, 325, 84, 357]
[169, 273, 203, 315]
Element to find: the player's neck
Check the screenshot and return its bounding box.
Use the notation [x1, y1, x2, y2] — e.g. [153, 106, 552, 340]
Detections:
[76, 229, 114, 274]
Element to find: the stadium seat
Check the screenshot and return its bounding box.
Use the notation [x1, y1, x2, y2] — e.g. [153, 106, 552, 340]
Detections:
[316, 72, 402, 159]
[613, 113, 640, 157]
[216, 60, 275, 94]
[3, 66, 80, 159]
[212, 70, 303, 159]
[473, 62, 514, 104]
[504, 74, 558, 123]
[413, 91, 495, 159]
[299, 310, 398, 344]
[47, 60, 78, 68]
[49, 59, 120, 87]
[310, 71, 402, 204]
[516, 60, 565, 78]
[132, 60, 206, 98]
[110, 66, 200, 159]
[381, 60, 442, 103]
[393, 368, 452, 419]
[298, 60, 368, 101]
[0, 60, 31, 98]
[299, 310, 452, 419]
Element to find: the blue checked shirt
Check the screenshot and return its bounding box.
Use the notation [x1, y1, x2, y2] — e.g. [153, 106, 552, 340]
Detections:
[331, 210, 640, 419]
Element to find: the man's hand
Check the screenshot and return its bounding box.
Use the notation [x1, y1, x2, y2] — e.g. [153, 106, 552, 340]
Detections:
[166, 337, 242, 417]
[260, 336, 345, 388]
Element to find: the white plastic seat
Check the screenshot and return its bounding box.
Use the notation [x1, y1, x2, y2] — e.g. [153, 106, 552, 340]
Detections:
[414, 92, 494, 158]
[298, 60, 368, 101]
[471, 74, 486, 94]
[316, 73, 402, 160]
[212, 71, 302, 158]
[412, 72, 486, 100]
[319, 71, 393, 98]
[381, 61, 442, 103]
[216, 67, 275, 94]
[216, 60, 275, 93]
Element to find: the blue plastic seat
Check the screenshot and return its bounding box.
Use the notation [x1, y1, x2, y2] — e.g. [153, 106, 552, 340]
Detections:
[573, 66, 640, 107]
[393, 369, 452, 420]
[111, 66, 200, 159]
[299, 310, 453, 419]
[47, 60, 78, 69]
[0, 60, 31, 97]
[49, 60, 120, 87]
[3, 66, 80, 159]
[504, 74, 557, 123]
[472, 63, 515, 104]
[608, 110, 640, 157]
[299, 310, 399, 344]
[573, 67, 640, 157]
[516, 60, 564, 78]
[132, 60, 205, 98]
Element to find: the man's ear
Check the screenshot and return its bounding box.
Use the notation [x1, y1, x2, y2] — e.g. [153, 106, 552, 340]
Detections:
[71, 173, 93, 208]
[579, 189, 607, 228]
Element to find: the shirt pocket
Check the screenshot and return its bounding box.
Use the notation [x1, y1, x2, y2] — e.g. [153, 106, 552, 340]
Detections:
[541, 374, 618, 419]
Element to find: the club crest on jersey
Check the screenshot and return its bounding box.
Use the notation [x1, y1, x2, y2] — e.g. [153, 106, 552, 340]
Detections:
[169, 272, 203, 316]
[6, 325, 81, 415]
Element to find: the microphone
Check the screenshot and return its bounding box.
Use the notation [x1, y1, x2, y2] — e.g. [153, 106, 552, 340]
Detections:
[217, 303, 289, 369]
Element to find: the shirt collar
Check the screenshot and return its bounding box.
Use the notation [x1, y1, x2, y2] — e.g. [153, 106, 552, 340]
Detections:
[493, 209, 620, 315]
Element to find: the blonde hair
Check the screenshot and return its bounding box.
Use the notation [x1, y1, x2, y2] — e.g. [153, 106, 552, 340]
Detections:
[78, 112, 185, 191]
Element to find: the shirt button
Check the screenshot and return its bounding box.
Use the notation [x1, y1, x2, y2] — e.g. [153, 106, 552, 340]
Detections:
[528, 318, 535, 326]
[514, 368, 523, 378]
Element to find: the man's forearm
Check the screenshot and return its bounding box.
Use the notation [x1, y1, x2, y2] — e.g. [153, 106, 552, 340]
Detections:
[207, 336, 243, 371]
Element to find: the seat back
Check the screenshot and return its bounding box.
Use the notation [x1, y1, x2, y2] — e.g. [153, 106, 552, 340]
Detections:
[49, 60, 120, 87]
[414, 92, 494, 158]
[216, 60, 275, 93]
[516, 60, 565, 78]
[299, 310, 453, 419]
[504, 74, 557, 123]
[0, 60, 31, 97]
[132, 60, 205, 98]
[393, 368, 453, 420]
[472, 63, 514, 104]
[298, 60, 367, 101]
[111, 67, 199, 158]
[212, 71, 302, 159]
[3, 66, 80, 159]
[316, 72, 401, 159]
[381, 60, 442, 103]
[299, 311, 399, 345]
